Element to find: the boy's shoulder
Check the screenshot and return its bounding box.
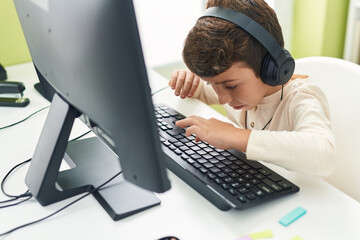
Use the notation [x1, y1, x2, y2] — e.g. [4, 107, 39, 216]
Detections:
[285, 75, 329, 105]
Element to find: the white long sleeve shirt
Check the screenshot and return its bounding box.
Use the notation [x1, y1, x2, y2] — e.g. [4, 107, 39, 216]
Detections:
[193, 77, 336, 177]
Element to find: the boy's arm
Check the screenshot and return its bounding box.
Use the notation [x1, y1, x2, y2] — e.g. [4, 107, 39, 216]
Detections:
[245, 87, 336, 177]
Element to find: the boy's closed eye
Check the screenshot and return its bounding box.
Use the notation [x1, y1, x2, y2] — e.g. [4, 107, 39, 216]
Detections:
[225, 85, 237, 89]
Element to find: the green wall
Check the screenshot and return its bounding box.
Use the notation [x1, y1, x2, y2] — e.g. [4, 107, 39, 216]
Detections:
[0, 0, 350, 65]
[291, 0, 350, 59]
[0, 0, 31, 66]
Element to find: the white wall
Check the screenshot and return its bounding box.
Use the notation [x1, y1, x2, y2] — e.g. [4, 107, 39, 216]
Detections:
[133, 0, 203, 67]
[133, 0, 291, 68]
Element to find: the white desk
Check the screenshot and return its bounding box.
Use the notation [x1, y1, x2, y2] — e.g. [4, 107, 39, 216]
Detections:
[1, 63, 359, 240]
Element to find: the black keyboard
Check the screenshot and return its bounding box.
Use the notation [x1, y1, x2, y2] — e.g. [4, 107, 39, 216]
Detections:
[154, 104, 299, 210]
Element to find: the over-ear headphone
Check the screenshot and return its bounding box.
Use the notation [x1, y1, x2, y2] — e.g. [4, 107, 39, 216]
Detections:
[201, 7, 295, 86]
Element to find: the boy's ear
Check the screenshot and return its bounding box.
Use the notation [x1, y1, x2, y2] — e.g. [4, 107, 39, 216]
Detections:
[0, 63, 7, 81]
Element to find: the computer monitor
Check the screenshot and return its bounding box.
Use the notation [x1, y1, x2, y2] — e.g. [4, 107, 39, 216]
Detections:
[13, 0, 171, 220]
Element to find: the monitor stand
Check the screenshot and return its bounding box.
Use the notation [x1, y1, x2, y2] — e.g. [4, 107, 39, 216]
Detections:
[25, 93, 160, 221]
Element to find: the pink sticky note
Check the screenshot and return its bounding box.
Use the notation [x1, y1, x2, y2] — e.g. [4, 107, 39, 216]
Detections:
[236, 236, 252, 240]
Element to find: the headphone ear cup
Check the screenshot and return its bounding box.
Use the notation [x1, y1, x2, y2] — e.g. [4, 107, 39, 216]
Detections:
[260, 51, 295, 86]
[261, 53, 279, 86]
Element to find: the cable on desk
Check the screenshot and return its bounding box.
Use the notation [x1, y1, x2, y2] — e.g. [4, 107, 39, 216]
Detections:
[0, 130, 91, 205]
[0, 158, 32, 206]
[69, 130, 91, 142]
[0, 171, 122, 237]
[151, 85, 170, 96]
[0, 195, 33, 209]
[0, 105, 50, 131]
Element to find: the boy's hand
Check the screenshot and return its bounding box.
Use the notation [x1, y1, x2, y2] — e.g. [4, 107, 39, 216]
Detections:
[175, 116, 251, 152]
[169, 70, 200, 99]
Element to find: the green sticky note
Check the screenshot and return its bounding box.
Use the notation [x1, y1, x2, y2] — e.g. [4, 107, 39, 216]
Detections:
[248, 229, 273, 239]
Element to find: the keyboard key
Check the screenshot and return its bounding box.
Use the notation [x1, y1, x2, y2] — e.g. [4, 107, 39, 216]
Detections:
[203, 162, 214, 169]
[277, 180, 292, 190]
[238, 187, 248, 194]
[237, 195, 247, 203]
[217, 172, 227, 178]
[263, 179, 283, 192]
[268, 173, 283, 182]
[243, 182, 253, 189]
[214, 178, 223, 184]
[250, 187, 266, 197]
[221, 151, 231, 157]
[215, 162, 226, 168]
[210, 167, 220, 173]
[209, 151, 220, 157]
[190, 154, 201, 160]
[229, 172, 239, 178]
[257, 183, 274, 195]
[207, 172, 216, 179]
[197, 150, 207, 155]
[231, 182, 241, 188]
[185, 150, 195, 155]
[191, 146, 201, 151]
[228, 188, 238, 196]
[179, 146, 190, 151]
[255, 173, 265, 180]
[209, 159, 220, 164]
[198, 143, 207, 148]
[185, 142, 195, 147]
[245, 160, 264, 169]
[215, 155, 226, 161]
[196, 159, 207, 165]
[245, 192, 257, 200]
[193, 162, 201, 168]
[224, 177, 234, 183]
[174, 142, 184, 147]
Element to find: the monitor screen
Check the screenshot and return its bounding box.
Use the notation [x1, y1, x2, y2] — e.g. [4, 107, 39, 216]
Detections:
[14, 0, 171, 220]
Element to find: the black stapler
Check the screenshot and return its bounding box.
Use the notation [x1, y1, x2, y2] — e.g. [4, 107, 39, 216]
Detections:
[0, 64, 7, 81]
[0, 81, 30, 107]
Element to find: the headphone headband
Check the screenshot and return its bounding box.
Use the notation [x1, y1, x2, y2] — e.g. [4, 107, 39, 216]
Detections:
[201, 7, 284, 66]
[200, 6, 295, 86]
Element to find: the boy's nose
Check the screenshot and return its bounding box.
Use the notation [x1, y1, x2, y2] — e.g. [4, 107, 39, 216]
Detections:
[218, 92, 232, 105]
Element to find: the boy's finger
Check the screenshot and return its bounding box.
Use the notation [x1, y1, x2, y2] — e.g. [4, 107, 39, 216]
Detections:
[180, 72, 195, 98]
[188, 76, 200, 97]
[174, 71, 186, 96]
[169, 70, 179, 89]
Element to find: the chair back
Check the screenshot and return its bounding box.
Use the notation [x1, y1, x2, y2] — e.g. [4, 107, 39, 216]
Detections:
[295, 56, 360, 202]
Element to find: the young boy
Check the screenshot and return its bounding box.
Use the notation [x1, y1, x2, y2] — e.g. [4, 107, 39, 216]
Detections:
[169, 0, 336, 177]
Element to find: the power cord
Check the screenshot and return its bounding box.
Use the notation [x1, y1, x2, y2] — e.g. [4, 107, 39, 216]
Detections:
[151, 85, 169, 96]
[0, 130, 92, 206]
[0, 171, 122, 237]
[0, 105, 50, 131]
[0, 158, 32, 208]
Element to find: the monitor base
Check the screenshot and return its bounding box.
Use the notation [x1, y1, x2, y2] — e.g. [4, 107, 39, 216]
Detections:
[60, 137, 161, 221]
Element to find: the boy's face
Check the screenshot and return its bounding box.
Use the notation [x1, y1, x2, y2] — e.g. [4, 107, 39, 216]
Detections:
[202, 61, 279, 111]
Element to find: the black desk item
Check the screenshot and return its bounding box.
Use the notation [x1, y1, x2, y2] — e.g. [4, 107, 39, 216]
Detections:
[0, 64, 7, 81]
[0, 81, 29, 107]
[155, 103, 299, 210]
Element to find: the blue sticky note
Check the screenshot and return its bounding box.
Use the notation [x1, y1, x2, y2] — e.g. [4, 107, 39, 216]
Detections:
[279, 207, 306, 226]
